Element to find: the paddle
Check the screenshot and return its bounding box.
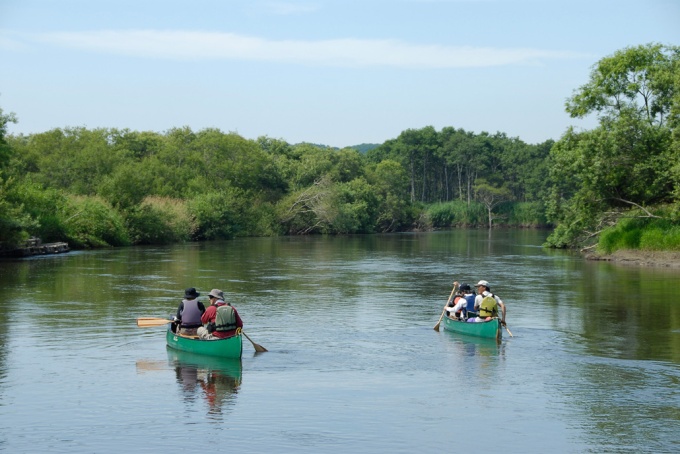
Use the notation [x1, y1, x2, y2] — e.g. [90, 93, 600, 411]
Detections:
[501, 321, 513, 337]
[137, 317, 173, 327]
[242, 331, 268, 352]
[433, 281, 459, 332]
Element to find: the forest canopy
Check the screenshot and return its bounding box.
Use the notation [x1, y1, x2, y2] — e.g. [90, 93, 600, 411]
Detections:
[1, 43, 678, 253]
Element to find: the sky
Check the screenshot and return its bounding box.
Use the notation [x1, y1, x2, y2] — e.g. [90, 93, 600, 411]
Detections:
[1, 0, 679, 148]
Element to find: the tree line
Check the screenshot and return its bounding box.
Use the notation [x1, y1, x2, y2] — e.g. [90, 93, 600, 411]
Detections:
[0, 43, 678, 253]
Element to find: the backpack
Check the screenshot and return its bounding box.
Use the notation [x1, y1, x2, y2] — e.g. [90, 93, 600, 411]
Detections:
[479, 294, 498, 318]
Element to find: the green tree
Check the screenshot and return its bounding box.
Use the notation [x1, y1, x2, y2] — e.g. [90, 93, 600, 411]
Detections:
[369, 159, 414, 231]
[0, 107, 16, 169]
[547, 43, 680, 248]
[474, 179, 514, 228]
[17, 127, 125, 195]
[0, 107, 34, 249]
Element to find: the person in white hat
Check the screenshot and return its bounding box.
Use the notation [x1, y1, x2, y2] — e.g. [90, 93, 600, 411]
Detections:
[471, 280, 507, 324]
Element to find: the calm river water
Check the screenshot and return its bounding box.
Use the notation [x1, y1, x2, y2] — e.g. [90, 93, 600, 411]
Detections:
[0, 230, 679, 453]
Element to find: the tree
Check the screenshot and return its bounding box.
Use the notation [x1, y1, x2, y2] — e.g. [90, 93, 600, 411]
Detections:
[0, 107, 34, 249]
[0, 106, 17, 169]
[547, 43, 680, 248]
[370, 159, 414, 232]
[474, 180, 513, 228]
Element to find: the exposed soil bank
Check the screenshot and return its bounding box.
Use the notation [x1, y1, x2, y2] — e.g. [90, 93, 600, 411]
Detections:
[586, 249, 680, 268]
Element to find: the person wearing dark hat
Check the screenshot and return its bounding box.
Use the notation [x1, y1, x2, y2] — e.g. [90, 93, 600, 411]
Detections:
[446, 282, 476, 320]
[471, 280, 506, 324]
[175, 287, 206, 336]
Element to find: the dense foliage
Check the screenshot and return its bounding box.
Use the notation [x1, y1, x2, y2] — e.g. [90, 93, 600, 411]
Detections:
[545, 43, 680, 250]
[0, 121, 551, 250]
[1, 42, 678, 253]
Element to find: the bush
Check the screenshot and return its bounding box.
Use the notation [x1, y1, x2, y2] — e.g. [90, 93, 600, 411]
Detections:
[125, 197, 195, 245]
[189, 188, 260, 240]
[63, 195, 130, 247]
[507, 202, 548, 227]
[0, 178, 39, 249]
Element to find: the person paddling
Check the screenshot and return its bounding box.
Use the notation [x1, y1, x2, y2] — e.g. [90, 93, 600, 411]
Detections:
[197, 288, 243, 340]
[470, 280, 507, 325]
[446, 283, 475, 320]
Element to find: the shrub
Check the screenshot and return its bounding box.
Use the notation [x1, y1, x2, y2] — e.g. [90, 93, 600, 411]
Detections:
[507, 202, 548, 227]
[63, 195, 130, 247]
[189, 188, 259, 240]
[125, 197, 195, 245]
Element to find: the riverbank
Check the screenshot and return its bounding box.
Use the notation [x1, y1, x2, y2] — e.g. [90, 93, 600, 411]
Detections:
[586, 249, 680, 268]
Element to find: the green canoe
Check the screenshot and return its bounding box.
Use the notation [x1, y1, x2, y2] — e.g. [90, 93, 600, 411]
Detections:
[441, 315, 502, 340]
[166, 328, 243, 359]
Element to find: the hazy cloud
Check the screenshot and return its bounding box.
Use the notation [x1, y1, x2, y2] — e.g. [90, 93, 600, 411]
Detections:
[28, 30, 589, 68]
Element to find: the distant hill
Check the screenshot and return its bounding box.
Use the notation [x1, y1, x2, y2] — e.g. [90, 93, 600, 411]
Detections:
[348, 143, 381, 153]
[294, 142, 382, 153]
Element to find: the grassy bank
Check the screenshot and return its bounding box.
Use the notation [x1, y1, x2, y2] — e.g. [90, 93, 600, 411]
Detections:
[597, 207, 680, 254]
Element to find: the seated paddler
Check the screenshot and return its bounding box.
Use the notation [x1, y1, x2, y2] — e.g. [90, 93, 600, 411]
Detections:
[197, 288, 244, 340]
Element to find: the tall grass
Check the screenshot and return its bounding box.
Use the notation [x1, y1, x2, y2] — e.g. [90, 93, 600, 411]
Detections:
[425, 200, 547, 228]
[598, 214, 680, 253]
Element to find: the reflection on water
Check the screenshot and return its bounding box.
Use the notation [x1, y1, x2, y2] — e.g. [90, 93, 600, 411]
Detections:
[445, 332, 502, 358]
[167, 349, 242, 419]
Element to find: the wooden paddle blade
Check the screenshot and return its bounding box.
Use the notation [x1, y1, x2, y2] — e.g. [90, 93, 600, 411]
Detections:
[242, 331, 268, 352]
[136, 317, 173, 327]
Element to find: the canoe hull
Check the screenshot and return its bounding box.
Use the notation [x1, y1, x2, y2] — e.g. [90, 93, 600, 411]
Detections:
[166, 328, 243, 359]
[441, 316, 502, 340]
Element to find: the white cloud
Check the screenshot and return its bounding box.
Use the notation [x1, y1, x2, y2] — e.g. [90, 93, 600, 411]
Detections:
[29, 29, 590, 68]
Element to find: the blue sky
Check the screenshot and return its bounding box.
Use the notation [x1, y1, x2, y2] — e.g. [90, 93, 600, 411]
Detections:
[1, 0, 678, 147]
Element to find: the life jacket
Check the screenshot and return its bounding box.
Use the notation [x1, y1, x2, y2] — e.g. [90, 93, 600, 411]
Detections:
[215, 304, 238, 332]
[479, 294, 498, 318]
[464, 294, 476, 312]
[454, 294, 478, 319]
[180, 299, 203, 328]
[453, 294, 474, 317]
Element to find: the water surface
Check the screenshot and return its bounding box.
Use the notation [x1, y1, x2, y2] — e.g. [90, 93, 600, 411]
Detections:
[0, 230, 678, 453]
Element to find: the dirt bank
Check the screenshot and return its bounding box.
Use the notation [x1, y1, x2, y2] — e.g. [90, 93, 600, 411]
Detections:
[586, 249, 680, 268]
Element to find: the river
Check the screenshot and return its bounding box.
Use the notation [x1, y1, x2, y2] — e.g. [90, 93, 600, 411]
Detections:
[0, 229, 678, 453]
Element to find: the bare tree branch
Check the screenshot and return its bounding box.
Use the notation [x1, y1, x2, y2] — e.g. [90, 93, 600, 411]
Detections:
[609, 197, 662, 218]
